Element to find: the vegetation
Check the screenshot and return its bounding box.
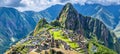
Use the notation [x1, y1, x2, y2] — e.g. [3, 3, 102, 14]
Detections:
[49, 29, 79, 48]
[33, 18, 48, 36]
[88, 36, 117, 54]
[50, 20, 61, 27]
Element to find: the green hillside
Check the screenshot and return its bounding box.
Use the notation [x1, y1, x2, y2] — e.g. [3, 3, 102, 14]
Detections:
[5, 3, 119, 54]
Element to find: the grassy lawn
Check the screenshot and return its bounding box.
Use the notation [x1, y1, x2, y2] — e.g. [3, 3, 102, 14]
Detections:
[49, 29, 79, 48]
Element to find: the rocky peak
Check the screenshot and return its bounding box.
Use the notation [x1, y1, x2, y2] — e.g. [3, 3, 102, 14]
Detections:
[35, 18, 48, 29]
[34, 18, 48, 34]
[62, 3, 75, 11]
[58, 3, 81, 31]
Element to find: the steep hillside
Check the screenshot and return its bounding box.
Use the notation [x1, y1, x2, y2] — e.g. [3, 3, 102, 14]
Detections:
[6, 3, 120, 54]
[0, 7, 37, 53]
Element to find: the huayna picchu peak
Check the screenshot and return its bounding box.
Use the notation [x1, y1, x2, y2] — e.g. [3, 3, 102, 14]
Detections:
[5, 3, 120, 54]
[58, 3, 80, 29]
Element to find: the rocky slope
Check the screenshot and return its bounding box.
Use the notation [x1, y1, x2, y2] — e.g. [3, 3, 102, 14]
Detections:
[0, 7, 37, 53]
[6, 3, 120, 54]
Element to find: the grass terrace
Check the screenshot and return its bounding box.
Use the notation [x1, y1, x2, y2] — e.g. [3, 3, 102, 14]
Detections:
[49, 29, 79, 49]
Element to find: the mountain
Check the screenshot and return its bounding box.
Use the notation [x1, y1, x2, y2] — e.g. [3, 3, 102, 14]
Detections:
[22, 11, 51, 23]
[0, 7, 55, 53]
[114, 22, 120, 38]
[35, 4, 120, 38]
[38, 4, 120, 38]
[22, 4, 63, 23]
[73, 4, 120, 38]
[40, 4, 120, 30]
[74, 4, 120, 29]
[39, 4, 63, 22]
[39, 4, 120, 39]
[6, 3, 120, 54]
[0, 7, 38, 53]
[1, 3, 120, 54]
[0, 4, 63, 53]
[58, 3, 120, 53]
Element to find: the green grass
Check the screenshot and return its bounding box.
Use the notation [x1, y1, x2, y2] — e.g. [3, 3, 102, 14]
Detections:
[49, 29, 79, 48]
[94, 42, 117, 54]
[88, 41, 93, 54]
[88, 36, 117, 54]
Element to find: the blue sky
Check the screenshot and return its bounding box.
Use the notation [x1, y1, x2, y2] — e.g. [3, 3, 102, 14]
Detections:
[0, 0, 120, 12]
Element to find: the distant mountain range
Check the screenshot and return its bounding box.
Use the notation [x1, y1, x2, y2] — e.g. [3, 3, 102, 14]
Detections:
[6, 3, 120, 54]
[0, 3, 120, 53]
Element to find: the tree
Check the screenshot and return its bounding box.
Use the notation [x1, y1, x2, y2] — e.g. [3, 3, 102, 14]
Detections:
[50, 20, 61, 27]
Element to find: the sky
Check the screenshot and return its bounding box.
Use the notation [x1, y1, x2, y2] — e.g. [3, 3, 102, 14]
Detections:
[0, 0, 120, 12]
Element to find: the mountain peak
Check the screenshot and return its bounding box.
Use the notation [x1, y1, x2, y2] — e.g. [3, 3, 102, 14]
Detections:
[64, 3, 73, 8]
[62, 3, 76, 12]
[58, 3, 79, 28]
[34, 18, 48, 35]
[37, 18, 48, 27]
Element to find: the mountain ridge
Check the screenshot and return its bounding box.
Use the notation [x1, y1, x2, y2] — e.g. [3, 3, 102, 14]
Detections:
[6, 3, 120, 54]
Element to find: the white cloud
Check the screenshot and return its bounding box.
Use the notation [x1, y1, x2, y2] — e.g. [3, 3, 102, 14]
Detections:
[0, 0, 23, 7]
[16, 0, 67, 12]
[0, 0, 120, 12]
[86, 0, 120, 5]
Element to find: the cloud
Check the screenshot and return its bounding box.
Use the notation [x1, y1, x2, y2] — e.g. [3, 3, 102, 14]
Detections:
[86, 0, 120, 5]
[0, 0, 24, 7]
[16, 0, 69, 12]
[0, 0, 120, 12]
